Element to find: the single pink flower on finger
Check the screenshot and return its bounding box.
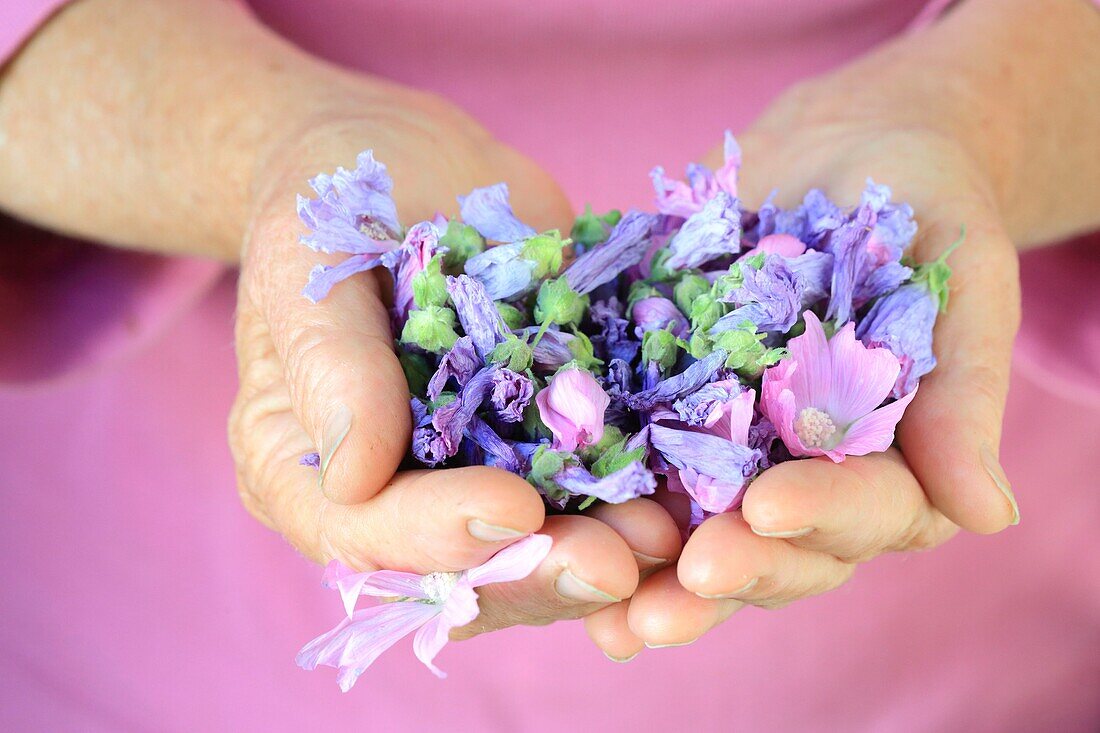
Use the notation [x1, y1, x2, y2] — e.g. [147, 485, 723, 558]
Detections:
[760, 311, 917, 462]
[296, 534, 552, 690]
[535, 367, 610, 452]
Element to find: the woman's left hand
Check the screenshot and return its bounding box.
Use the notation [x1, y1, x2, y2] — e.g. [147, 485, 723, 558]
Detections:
[585, 51, 1025, 660]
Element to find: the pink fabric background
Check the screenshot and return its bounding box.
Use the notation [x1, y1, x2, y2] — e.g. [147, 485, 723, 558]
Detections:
[1, 1, 1098, 730]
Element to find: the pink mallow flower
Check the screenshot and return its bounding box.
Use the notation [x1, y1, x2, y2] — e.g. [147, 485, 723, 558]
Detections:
[761, 311, 917, 462]
[297, 534, 552, 690]
[535, 367, 610, 452]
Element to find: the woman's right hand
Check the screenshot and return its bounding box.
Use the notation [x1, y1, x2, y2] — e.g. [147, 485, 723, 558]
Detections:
[229, 96, 682, 639]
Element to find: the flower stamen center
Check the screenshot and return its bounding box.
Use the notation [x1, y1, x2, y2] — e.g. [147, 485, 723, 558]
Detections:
[420, 571, 460, 604]
[795, 407, 837, 449]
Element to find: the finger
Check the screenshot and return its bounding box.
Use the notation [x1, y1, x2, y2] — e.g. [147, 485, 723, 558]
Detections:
[229, 389, 545, 571]
[626, 567, 742, 648]
[584, 600, 644, 663]
[452, 515, 639, 639]
[899, 213, 1022, 533]
[677, 513, 855, 608]
[740, 449, 958, 563]
[586, 498, 682, 572]
[243, 207, 411, 506]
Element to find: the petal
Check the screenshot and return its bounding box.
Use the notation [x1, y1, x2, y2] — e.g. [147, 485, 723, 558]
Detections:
[826, 322, 901, 424]
[412, 582, 481, 679]
[458, 183, 537, 243]
[836, 385, 918, 456]
[296, 602, 439, 692]
[650, 424, 760, 478]
[564, 211, 657, 293]
[302, 254, 383, 303]
[785, 311, 833, 411]
[467, 534, 553, 587]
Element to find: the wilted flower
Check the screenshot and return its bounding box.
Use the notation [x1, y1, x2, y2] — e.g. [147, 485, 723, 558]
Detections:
[297, 534, 552, 689]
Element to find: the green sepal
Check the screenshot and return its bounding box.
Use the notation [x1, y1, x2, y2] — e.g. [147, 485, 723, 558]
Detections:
[521, 230, 568, 279]
[673, 273, 711, 314]
[399, 305, 460, 354]
[487, 333, 534, 372]
[571, 205, 622, 247]
[567, 330, 604, 371]
[534, 278, 589, 327]
[590, 437, 645, 479]
[911, 224, 964, 313]
[711, 325, 786, 378]
[627, 281, 663, 311]
[439, 221, 486, 272]
[495, 301, 526, 330]
[642, 328, 681, 371]
[411, 255, 449, 309]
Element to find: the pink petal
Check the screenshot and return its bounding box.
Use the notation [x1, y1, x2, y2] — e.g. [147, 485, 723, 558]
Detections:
[677, 468, 747, 514]
[360, 571, 431, 600]
[535, 387, 578, 452]
[704, 387, 756, 445]
[785, 311, 833, 411]
[836, 385, 918, 456]
[413, 582, 481, 678]
[826, 322, 901, 424]
[466, 534, 553, 587]
[327, 567, 428, 617]
[296, 601, 439, 692]
[753, 234, 806, 258]
[768, 386, 816, 458]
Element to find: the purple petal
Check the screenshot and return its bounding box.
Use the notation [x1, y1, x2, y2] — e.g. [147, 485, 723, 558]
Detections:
[467, 534, 553, 586]
[302, 254, 385, 303]
[623, 349, 727, 411]
[824, 204, 875, 324]
[553, 462, 657, 504]
[426, 336, 481, 401]
[666, 192, 742, 270]
[649, 424, 760, 479]
[464, 242, 538, 300]
[488, 369, 534, 423]
[465, 415, 522, 473]
[856, 282, 939, 397]
[564, 211, 657, 293]
[431, 365, 499, 456]
[447, 275, 507, 357]
[299, 452, 321, 469]
[458, 183, 537, 243]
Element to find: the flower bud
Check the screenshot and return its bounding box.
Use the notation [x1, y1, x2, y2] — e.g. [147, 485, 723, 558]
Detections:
[411, 255, 449, 309]
[642, 329, 681, 371]
[673, 273, 710, 314]
[566, 330, 603, 371]
[439, 220, 485, 272]
[570, 205, 622, 247]
[495, 301, 526, 330]
[400, 305, 460, 354]
[521, 230, 567, 279]
[534, 278, 589, 327]
[632, 296, 688, 339]
[712, 325, 787, 377]
[534, 367, 610, 452]
[488, 334, 535, 372]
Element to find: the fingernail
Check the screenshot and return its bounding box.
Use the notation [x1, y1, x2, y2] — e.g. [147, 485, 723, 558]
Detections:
[632, 551, 669, 569]
[604, 651, 639, 664]
[750, 526, 813, 539]
[981, 444, 1019, 525]
[467, 519, 528, 542]
[318, 403, 353, 487]
[644, 639, 697, 649]
[554, 569, 621, 603]
[696, 577, 759, 600]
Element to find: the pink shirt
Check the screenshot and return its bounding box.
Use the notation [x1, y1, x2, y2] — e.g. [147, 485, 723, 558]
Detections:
[1, 2, 1098, 731]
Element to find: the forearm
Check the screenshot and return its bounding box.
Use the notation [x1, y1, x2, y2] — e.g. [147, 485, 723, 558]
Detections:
[0, 0, 390, 261]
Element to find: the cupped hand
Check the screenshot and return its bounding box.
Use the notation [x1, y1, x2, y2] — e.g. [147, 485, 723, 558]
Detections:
[587, 78, 1022, 659]
[228, 96, 682, 638]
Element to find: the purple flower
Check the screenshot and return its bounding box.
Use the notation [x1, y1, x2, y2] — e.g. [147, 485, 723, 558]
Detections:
[622, 348, 727, 411]
[426, 336, 481, 401]
[458, 183, 537, 243]
[465, 415, 523, 473]
[715, 256, 802, 333]
[553, 462, 657, 504]
[823, 203, 876, 324]
[665, 192, 742, 270]
[446, 275, 507, 357]
[590, 299, 640, 364]
[632, 296, 689, 339]
[564, 211, 657, 293]
[297, 534, 552, 689]
[299, 452, 321, 469]
[786, 249, 834, 305]
[464, 242, 538, 300]
[856, 281, 938, 398]
[489, 368, 534, 423]
[649, 130, 741, 217]
[672, 379, 744, 426]
[760, 311, 917, 462]
[385, 221, 442, 322]
[298, 151, 403, 303]
[862, 179, 917, 254]
[535, 367, 610, 452]
[431, 365, 499, 456]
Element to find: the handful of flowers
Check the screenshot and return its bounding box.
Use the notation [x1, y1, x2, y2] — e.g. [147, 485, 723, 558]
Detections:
[294, 133, 956, 690]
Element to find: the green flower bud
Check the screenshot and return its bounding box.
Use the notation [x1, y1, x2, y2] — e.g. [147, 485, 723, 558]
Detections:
[399, 305, 460, 354]
[439, 221, 485, 272]
[642, 328, 681, 371]
[570, 205, 623, 247]
[712, 325, 788, 378]
[398, 349, 433, 395]
[688, 329, 715, 359]
[411, 255, 449, 309]
[673, 273, 711, 314]
[567, 330, 603, 371]
[521, 230, 567, 279]
[590, 436, 646, 479]
[534, 277, 589, 327]
[527, 445, 572, 506]
[487, 333, 534, 372]
[911, 224, 963, 312]
[495, 301, 526, 330]
[648, 248, 677, 282]
[689, 292, 726, 333]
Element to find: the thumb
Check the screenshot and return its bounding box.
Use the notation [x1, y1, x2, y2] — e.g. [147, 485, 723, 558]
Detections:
[896, 215, 1022, 534]
[245, 207, 411, 505]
